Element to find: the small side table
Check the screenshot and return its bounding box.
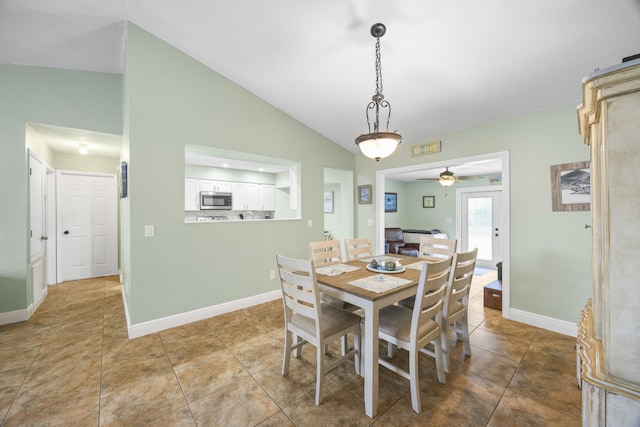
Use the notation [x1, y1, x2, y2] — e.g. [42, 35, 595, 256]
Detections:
[483, 280, 502, 310]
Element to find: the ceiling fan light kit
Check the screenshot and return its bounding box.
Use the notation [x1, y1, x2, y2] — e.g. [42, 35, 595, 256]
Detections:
[418, 166, 484, 187]
[355, 23, 402, 162]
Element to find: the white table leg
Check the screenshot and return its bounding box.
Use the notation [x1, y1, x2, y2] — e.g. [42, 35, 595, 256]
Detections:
[364, 305, 379, 418]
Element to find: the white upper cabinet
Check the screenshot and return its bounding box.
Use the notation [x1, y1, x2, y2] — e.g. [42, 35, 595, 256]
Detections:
[200, 180, 231, 193]
[259, 184, 275, 211]
[232, 182, 260, 211]
[185, 178, 200, 210]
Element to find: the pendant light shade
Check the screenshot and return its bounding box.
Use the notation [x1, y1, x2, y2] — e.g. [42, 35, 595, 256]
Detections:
[355, 23, 402, 161]
[356, 132, 402, 161]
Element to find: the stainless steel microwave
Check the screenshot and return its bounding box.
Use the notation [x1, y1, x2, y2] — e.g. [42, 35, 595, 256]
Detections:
[200, 191, 232, 210]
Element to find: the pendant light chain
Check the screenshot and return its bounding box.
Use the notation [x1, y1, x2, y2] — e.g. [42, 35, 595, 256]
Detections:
[374, 37, 383, 97]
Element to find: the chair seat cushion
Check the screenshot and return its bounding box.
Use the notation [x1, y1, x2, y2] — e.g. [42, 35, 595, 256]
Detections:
[291, 303, 361, 338]
[448, 301, 465, 319]
[379, 305, 438, 343]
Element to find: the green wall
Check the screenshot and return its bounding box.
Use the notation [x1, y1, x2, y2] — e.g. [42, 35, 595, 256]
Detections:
[0, 64, 121, 313]
[122, 23, 355, 324]
[356, 105, 593, 324]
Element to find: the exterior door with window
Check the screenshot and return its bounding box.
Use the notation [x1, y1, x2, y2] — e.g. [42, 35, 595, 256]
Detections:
[459, 189, 501, 268]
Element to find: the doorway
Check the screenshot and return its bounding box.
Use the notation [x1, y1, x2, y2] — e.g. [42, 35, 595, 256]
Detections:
[57, 171, 118, 282]
[375, 150, 510, 314]
[457, 187, 502, 268]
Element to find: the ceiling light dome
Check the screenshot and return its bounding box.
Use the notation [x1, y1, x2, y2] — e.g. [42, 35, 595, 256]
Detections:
[439, 168, 456, 187]
[355, 23, 402, 161]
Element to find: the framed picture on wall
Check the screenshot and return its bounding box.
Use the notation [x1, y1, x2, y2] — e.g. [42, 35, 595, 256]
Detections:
[423, 196, 435, 208]
[384, 192, 397, 212]
[120, 161, 128, 198]
[358, 184, 372, 204]
[323, 191, 334, 213]
[550, 161, 590, 211]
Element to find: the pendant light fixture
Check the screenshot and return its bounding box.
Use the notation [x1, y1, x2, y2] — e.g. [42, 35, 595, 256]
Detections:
[355, 23, 402, 161]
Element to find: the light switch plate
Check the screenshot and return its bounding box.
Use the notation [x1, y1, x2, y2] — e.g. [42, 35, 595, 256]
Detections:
[144, 225, 155, 237]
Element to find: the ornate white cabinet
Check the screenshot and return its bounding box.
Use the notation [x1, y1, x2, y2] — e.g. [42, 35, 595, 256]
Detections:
[577, 60, 640, 426]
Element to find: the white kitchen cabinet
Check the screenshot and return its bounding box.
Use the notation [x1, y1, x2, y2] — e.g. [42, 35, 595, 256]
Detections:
[232, 182, 260, 211]
[199, 179, 231, 193]
[185, 178, 200, 210]
[259, 184, 275, 211]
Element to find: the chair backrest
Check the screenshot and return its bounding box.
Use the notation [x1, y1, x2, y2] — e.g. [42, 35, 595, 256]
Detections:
[419, 235, 457, 260]
[275, 254, 322, 338]
[410, 256, 452, 347]
[443, 248, 478, 320]
[309, 239, 343, 267]
[384, 227, 405, 244]
[344, 237, 373, 261]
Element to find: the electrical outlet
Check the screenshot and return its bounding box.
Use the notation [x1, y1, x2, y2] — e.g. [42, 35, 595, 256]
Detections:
[367, 219, 374, 226]
[269, 270, 276, 280]
[307, 219, 312, 227]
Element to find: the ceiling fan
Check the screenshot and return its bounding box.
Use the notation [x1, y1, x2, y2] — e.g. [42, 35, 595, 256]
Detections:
[418, 167, 484, 187]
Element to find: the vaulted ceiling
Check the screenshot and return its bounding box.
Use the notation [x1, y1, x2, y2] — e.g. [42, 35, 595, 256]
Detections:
[3, 0, 640, 159]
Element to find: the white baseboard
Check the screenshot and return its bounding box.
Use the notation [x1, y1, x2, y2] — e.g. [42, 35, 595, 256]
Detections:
[0, 307, 29, 325]
[124, 290, 281, 339]
[507, 308, 577, 337]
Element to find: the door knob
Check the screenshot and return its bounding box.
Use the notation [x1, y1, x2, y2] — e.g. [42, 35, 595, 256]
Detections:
[41, 236, 48, 240]
[63, 230, 70, 235]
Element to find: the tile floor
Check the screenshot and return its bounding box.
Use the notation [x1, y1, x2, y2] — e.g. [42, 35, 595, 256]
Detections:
[0, 271, 581, 426]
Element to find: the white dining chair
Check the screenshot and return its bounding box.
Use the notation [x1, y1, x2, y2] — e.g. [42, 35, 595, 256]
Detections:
[276, 254, 361, 406]
[344, 237, 374, 261]
[442, 248, 477, 373]
[377, 256, 452, 414]
[309, 239, 361, 355]
[309, 239, 343, 267]
[418, 235, 458, 259]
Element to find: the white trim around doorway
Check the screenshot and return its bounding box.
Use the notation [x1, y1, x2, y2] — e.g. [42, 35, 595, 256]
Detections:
[375, 150, 511, 317]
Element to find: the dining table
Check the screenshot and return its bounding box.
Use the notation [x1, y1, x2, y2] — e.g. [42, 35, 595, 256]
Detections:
[314, 253, 433, 418]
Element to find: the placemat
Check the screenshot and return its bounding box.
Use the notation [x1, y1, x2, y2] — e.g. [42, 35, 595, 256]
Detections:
[347, 275, 412, 293]
[315, 263, 361, 276]
[405, 261, 427, 271]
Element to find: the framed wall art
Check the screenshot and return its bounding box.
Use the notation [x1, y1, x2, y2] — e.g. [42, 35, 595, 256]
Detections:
[423, 196, 435, 208]
[384, 192, 397, 212]
[323, 191, 334, 213]
[358, 184, 372, 204]
[120, 161, 128, 198]
[550, 161, 590, 211]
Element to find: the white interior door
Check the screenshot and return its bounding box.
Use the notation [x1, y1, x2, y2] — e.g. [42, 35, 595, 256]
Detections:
[458, 188, 502, 268]
[46, 166, 57, 285]
[29, 152, 45, 260]
[58, 171, 118, 281]
[29, 150, 47, 305]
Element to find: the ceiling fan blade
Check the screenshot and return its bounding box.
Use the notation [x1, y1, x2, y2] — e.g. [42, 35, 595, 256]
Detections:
[416, 178, 439, 181]
[456, 176, 484, 181]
